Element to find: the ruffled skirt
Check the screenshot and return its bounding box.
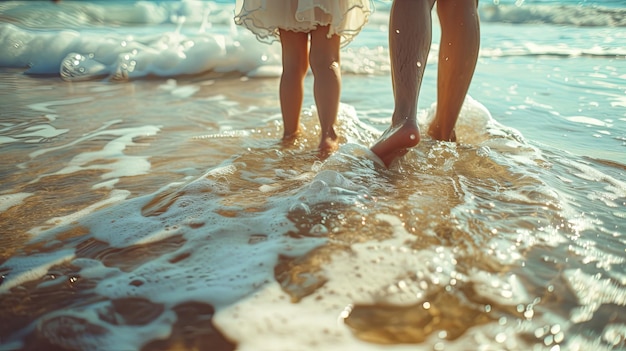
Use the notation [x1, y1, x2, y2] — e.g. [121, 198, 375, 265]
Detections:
[234, 0, 372, 47]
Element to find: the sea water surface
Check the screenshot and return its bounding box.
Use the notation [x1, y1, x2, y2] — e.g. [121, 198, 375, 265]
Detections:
[0, 0, 625, 350]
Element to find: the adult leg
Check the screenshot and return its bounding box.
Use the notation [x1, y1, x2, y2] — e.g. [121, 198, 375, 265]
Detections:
[370, 0, 435, 167]
[309, 26, 342, 154]
[279, 29, 309, 140]
[428, 0, 480, 141]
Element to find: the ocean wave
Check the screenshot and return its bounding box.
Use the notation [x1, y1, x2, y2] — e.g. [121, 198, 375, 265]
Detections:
[0, 21, 391, 80]
[0, 0, 235, 28]
[0, 21, 279, 80]
[479, 3, 626, 27]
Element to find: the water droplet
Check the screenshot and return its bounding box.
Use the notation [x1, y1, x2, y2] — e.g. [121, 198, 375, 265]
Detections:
[535, 327, 547, 338]
[339, 304, 353, 319]
[544, 334, 554, 346]
[495, 333, 507, 343]
[554, 332, 564, 343]
[410, 134, 416, 140]
[524, 309, 534, 319]
[309, 223, 329, 236]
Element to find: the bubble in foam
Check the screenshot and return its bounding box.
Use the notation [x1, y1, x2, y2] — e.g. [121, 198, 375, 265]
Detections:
[309, 223, 329, 236]
[61, 52, 109, 81]
[289, 202, 311, 215]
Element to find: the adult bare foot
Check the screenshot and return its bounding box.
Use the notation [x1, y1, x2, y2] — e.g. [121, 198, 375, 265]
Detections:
[428, 127, 457, 142]
[427, 119, 457, 142]
[318, 131, 339, 158]
[370, 119, 420, 167]
[281, 130, 301, 147]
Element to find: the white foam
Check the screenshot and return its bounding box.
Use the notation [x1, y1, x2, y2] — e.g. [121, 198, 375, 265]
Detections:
[566, 115, 612, 127]
[15, 124, 68, 142]
[28, 189, 130, 238]
[29, 125, 160, 182]
[214, 214, 457, 348]
[0, 249, 75, 294]
[214, 282, 420, 351]
[479, 3, 626, 27]
[27, 97, 95, 113]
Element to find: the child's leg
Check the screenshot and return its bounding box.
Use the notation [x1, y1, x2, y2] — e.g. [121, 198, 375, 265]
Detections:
[309, 26, 341, 154]
[279, 29, 309, 139]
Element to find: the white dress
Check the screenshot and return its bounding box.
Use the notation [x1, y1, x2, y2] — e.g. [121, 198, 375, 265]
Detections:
[234, 0, 373, 47]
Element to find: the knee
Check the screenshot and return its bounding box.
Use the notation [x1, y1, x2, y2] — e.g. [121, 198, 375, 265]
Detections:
[309, 55, 340, 78]
[283, 59, 308, 78]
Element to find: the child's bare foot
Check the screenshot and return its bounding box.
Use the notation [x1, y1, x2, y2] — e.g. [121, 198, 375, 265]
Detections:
[370, 119, 420, 167]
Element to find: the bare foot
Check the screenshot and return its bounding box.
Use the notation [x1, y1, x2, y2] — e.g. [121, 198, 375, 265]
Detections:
[427, 122, 457, 142]
[281, 130, 301, 145]
[370, 120, 420, 167]
[318, 131, 339, 159]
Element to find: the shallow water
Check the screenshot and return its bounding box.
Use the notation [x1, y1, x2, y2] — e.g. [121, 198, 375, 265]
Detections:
[1, 1, 625, 351]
